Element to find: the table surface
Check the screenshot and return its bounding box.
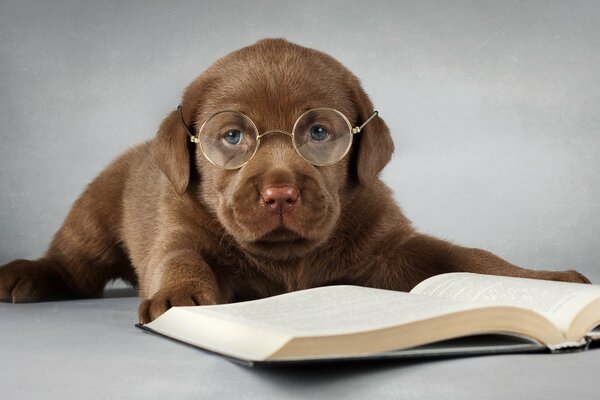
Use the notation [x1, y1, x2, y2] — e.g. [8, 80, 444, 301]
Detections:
[1, 289, 598, 400]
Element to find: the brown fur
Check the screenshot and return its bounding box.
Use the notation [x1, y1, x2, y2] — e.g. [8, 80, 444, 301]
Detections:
[0, 39, 589, 323]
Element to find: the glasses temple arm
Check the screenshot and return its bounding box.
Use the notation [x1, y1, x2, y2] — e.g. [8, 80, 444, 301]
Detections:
[177, 105, 200, 143]
[352, 111, 379, 134]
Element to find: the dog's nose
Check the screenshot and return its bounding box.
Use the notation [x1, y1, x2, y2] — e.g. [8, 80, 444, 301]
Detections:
[261, 186, 300, 214]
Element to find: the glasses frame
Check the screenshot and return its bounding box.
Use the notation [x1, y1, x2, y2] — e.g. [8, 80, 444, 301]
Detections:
[177, 105, 378, 170]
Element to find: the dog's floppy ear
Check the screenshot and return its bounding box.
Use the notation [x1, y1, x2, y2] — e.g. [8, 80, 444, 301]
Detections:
[152, 109, 192, 195]
[350, 78, 395, 185]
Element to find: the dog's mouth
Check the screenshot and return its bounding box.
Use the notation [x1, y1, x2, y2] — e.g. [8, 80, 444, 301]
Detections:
[254, 227, 306, 244]
[243, 226, 318, 258]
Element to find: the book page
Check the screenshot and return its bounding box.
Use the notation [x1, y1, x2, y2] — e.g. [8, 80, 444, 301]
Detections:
[411, 273, 600, 332]
[184, 285, 490, 337]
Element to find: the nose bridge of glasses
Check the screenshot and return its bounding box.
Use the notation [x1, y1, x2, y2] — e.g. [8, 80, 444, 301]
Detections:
[256, 130, 293, 140]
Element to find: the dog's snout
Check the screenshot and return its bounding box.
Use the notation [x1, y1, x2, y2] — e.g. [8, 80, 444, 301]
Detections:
[261, 186, 300, 214]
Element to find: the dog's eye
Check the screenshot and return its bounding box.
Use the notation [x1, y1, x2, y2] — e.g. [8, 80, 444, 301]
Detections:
[309, 125, 329, 142]
[223, 130, 244, 145]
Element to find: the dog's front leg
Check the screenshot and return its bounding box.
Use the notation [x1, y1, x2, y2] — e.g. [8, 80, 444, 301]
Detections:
[362, 233, 590, 291]
[137, 248, 225, 324]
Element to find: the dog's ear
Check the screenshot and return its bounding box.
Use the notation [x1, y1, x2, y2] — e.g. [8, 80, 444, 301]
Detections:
[350, 79, 395, 185]
[152, 109, 192, 195]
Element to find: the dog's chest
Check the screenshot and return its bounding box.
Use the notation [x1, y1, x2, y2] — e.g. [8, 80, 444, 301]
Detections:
[222, 256, 336, 301]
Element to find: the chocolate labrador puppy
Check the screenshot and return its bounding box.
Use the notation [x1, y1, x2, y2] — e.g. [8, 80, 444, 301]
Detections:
[0, 39, 589, 323]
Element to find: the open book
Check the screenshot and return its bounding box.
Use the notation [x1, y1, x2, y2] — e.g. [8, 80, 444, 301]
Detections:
[137, 273, 600, 366]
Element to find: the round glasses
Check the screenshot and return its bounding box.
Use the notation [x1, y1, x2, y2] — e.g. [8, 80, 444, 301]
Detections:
[178, 106, 378, 170]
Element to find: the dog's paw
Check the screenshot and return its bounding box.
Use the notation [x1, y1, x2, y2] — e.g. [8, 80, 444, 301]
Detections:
[0, 259, 74, 303]
[138, 283, 217, 324]
[536, 269, 591, 284]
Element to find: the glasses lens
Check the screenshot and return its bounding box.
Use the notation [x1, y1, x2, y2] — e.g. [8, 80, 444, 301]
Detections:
[292, 109, 353, 166]
[199, 111, 258, 169]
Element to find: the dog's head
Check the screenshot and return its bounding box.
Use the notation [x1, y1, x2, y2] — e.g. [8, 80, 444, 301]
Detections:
[153, 39, 394, 260]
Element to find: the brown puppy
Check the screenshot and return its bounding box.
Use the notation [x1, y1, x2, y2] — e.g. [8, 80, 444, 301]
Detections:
[0, 39, 589, 323]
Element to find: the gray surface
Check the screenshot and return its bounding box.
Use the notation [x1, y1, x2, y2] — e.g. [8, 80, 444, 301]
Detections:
[0, 291, 598, 400]
[0, 0, 599, 282]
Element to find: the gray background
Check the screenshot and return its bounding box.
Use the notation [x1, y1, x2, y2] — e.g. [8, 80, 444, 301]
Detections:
[1, 2, 600, 399]
[1, 0, 599, 283]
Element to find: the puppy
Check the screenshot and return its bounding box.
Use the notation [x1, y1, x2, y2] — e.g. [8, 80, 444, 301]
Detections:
[0, 39, 589, 323]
